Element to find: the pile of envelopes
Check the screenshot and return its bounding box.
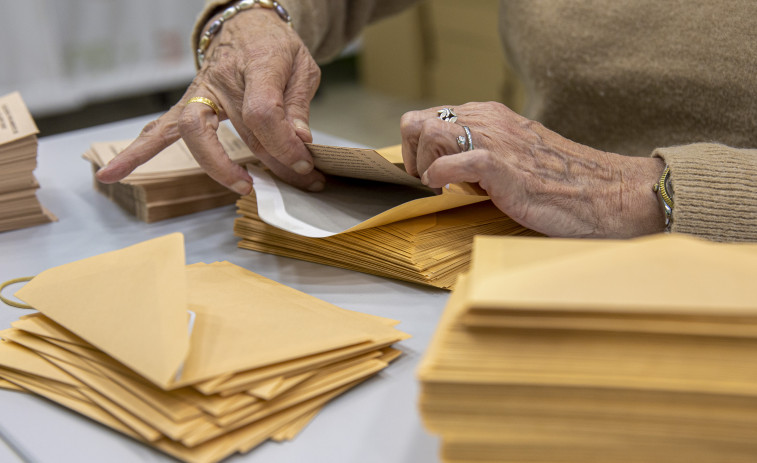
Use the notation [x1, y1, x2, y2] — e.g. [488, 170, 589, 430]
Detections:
[0, 92, 55, 232]
[0, 234, 408, 463]
[235, 144, 537, 289]
[418, 234, 757, 462]
[83, 125, 256, 222]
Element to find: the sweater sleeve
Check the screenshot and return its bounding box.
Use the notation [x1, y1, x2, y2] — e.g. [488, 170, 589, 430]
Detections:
[653, 144, 757, 242]
[191, 0, 419, 66]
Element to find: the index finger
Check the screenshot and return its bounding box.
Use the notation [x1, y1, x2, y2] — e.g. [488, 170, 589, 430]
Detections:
[95, 105, 183, 184]
[241, 53, 315, 176]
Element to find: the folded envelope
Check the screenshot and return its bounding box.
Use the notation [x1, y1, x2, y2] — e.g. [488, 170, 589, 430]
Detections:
[15, 233, 189, 388]
[14, 233, 406, 390]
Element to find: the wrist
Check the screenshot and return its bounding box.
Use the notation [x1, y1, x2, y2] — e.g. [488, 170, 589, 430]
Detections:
[196, 0, 293, 67]
[610, 156, 668, 237]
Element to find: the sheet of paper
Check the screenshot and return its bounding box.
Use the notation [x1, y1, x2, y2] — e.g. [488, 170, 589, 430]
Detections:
[306, 144, 423, 187]
[0, 92, 38, 145]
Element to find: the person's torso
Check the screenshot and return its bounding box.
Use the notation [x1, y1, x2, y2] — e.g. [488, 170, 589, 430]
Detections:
[499, 0, 757, 155]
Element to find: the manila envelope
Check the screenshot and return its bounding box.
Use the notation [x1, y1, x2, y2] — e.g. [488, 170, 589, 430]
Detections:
[462, 234, 757, 326]
[14, 233, 406, 390]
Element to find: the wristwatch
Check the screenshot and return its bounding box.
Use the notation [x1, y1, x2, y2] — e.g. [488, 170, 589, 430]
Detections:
[653, 165, 674, 232]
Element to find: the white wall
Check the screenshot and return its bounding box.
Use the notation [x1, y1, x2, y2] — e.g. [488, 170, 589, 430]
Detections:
[0, 0, 206, 116]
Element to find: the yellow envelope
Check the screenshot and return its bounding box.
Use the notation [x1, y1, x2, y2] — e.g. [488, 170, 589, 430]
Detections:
[14, 234, 406, 391]
[467, 234, 757, 315]
[15, 234, 189, 388]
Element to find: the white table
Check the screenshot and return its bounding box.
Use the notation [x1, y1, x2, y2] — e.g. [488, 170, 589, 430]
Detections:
[0, 115, 446, 463]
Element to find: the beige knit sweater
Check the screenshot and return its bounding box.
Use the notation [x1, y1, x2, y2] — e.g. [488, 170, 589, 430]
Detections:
[194, 0, 757, 242]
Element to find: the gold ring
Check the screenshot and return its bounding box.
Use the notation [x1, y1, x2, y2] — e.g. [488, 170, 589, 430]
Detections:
[187, 96, 220, 116]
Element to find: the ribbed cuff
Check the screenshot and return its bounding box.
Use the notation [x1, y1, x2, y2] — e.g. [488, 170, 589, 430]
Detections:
[653, 143, 757, 242]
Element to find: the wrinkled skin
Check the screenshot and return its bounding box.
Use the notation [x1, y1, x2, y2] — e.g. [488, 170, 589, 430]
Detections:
[96, 8, 665, 239]
[400, 102, 666, 238]
[96, 9, 325, 194]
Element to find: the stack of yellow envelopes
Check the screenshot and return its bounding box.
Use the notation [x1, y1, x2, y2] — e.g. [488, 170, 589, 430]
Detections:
[0, 92, 56, 232]
[0, 234, 408, 463]
[418, 234, 757, 463]
[83, 125, 256, 222]
[235, 195, 534, 290]
[234, 144, 537, 290]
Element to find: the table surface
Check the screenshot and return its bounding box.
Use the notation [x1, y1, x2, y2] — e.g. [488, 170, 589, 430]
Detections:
[0, 114, 446, 463]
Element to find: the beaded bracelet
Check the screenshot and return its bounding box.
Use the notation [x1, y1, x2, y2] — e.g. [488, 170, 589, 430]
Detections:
[197, 0, 292, 66]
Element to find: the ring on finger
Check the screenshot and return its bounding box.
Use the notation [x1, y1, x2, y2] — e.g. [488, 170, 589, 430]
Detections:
[463, 126, 474, 150]
[437, 108, 457, 123]
[456, 135, 467, 152]
[187, 96, 220, 116]
[456, 126, 475, 152]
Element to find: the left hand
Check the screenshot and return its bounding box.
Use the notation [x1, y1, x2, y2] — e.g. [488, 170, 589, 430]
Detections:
[400, 102, 666, 238]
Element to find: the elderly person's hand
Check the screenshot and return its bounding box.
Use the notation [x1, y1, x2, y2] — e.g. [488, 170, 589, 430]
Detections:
[401, 102, 667, 238]
[96, 7, 325, 194]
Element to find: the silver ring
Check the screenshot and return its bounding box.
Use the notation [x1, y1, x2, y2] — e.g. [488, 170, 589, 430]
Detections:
[462, 126, 474, 151]
[456, 135, 467, 151]
[437, 108, 457, 123]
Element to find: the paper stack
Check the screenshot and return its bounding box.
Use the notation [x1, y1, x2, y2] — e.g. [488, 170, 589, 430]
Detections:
[235, 144, 537, 289]
[0, 92, 56, 232]
[418, 234, 757, 463]
[83, 125, 257, 222]
[0, 234, 408, 463]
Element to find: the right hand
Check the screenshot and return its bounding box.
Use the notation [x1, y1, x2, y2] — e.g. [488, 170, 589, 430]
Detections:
[96, 7, 326, 194]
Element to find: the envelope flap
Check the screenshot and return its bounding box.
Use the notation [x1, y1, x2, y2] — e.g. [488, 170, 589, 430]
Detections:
[15, 233, 190, 388]
[470, 234, 757, 315]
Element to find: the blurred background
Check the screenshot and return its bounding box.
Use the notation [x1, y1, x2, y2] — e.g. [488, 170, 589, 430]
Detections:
[2, 0, 523, 148]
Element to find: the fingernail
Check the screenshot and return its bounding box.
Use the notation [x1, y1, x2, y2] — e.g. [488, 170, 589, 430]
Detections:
[421, 171, 429, 185]
[293, 119, 311, 135]
[445, 183, 450, 190]
[96, 164, 113, 175]
[231, 180, 252, 195]
[291, 160, 313, 175]
[307, 181, 324, 192]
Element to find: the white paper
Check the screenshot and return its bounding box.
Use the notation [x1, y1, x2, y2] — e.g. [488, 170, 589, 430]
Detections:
[248, 166, 434, 238]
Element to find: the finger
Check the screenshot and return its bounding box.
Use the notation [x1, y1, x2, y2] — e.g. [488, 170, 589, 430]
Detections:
[399, 110, 424, 177]
[401, 105, 463, 177]
[227, 112, 326, 191]
[416, 119, 469, 177]
[283, 49, 321, 144]
[95, 105, 184, 183]
[242, 53, 315, 177]
[178, 95, 253, 195]
[421, 149, 491, 188]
